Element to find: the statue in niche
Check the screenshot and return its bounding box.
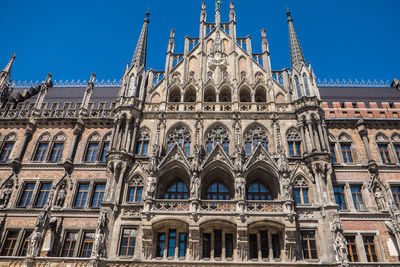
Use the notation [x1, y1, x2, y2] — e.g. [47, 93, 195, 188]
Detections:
[374, 186, 387, 211]
[0, 180, 13, 207]
[92, 210, 108, 258]
[190, 172, 200, 200]
[145, 176, 157, 199]
[55, 181, 67, 208]
[235, 176, 245, 200]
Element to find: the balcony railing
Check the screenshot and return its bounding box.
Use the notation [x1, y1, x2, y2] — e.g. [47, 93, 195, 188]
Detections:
[150, 199, 284, 214]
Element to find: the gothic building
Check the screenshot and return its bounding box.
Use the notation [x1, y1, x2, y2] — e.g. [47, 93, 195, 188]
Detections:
[0, 2, 399, 266]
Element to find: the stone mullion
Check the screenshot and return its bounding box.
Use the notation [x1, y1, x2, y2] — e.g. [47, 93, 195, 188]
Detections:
[356, 233, 367, 262]
[298, 122, 308, 155]
[316, 120, 327, 151]
[357, 118, 373, 163]
[268, 231, 273, 262]
[306, 116, 316, 152]
[130, 122, 140, 154]
[122, 117, 130, 151]
[257, 231, 261, 261]
[113, 118, 122, 150]
[345, 182, 355, 211]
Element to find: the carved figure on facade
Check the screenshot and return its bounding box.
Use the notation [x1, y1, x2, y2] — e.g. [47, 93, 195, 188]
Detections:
[190, 172, 200, 200]
[55, 181, 67, 208]
[145, 175, 157, 200]
[374, 186, 387, 211]
[0, 180, 13, 207]
[27, 227, 42, 257]
[235, 175, 246, 200]
[330, 213, 348, 264]
[92, 210, 108, 259]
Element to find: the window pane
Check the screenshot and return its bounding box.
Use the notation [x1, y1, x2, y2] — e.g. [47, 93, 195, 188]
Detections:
[35, 183, 52, 207]
[18, 183, 35, 207]
[119, 228, 136, 256]
[50, 143, 64, 162]
[1, 231, 19, 256]
[91, 184, 105, 208]
[179, 233, 187, 257]
[202, 233, 211, 258]
[80, 232, 94, 258]
[225, 233, 233, 258]
[168, 230, 176, 257]
[0, 142, 13, 162]
[74, 183, 89, 208]
[214, 230, 222, 258]
[100, 142, 109, 162]
[62, 232, 78, 257]
[156, 233, 165, 257]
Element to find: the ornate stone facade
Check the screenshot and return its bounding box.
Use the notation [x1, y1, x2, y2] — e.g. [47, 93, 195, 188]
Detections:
[0, 2, 399, 267]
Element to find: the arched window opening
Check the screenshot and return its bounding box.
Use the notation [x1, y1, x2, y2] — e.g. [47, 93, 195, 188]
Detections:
[34, 133, 50, 162]
[376, 134, 391, 164]
[169, 87, 181, 102]
[255, 87, 267, 102]
[206, 125, 229, 154]
[339, 134, 354, 163]
[127, 175, 144, 203]
[204, 87, 216, 102]
[294, 177, 309, 204]
[184, 87, 196, 102]
[287, 129, 302, 157]
[294, 75, 302, 98]
[136, 130, 150, 156]
[49, 133, 66, 163]
[164, 181, 189, 199]
[329, 135, 337, 164]
[244, 126, 268, 156]
[167, 126, 191, 155]
[239, 87, 251, 102]
[392, 134, 400, 162]
[219, 87, 231, 102]
[303, 74, 310, 96]
[247, 182, 272, 200]
[206, 181, 230, 200]
[85, 133, 101, 162]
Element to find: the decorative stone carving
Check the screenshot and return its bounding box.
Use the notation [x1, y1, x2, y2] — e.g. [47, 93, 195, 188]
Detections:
[190, 172, 200, 200]
[330, 213, 348, 264]
[0, 180, 13, 207]
[374, 186, 387, 211]
[92, 210, 108, 259]
[54, 181, 67, 208]
[235, 175, 245, 200]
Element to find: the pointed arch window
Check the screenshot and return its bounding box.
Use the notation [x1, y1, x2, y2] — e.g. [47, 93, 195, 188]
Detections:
[339, 134, 354, 163]
[0, 133, 16, 162]
[127, 175, 144, 203]
[287, 129, 302, 157]
[34, 133, 51, 162]
[247, 182, 272, 200]
[376, 134, 391, 164]
[164, 181, 189, 199]
[206, 125, 229, 154]
[294, 75, 302, 98]
[303, 73, 310, 96]
[100, 134, 111, 162]
[136, 130, 150, 156]
[84, 133, 100, 163]
[294, 177, 309, 204]
[49, 133, 66, 163]
[391, 134, 400, 162]
[244, 126, 268, 157]
[167, 126, 191, 155]
[206, 181, 230, 200]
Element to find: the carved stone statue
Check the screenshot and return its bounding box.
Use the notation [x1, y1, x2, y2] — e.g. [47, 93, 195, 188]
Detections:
[235, 176, 245, 200]
[0, 180, 13, 207]
[237, 242, 247, 261]
[330, 213, 343, 233]
[374, 186, 386, 211]
[145, 176, 157, 199]
[334, 231, 348, 263]
[27, 227, 42, 257]
[55, 182, 67, 208]
[92, 210, 108, 258]
[190, 172, 200, 200]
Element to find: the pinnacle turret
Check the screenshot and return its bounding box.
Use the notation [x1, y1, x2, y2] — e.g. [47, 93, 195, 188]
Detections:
[1, 54, 16, 75]
[287, 10, 306, 71]
[131, 11, 150, 69]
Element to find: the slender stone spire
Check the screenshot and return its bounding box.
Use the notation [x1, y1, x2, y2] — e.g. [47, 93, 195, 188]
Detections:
[131, 11, 150, 69]
[286, 10, 306, 71]
[1, 54, 16, 75]
[215, 0, 222, 26]
[229, 2, 236, 22]
[200, 2, 206, 22]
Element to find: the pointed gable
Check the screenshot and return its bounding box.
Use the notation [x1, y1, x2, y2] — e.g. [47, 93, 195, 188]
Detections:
[245, 143, 278, 173]
[201, 143, 234, 170]
[158, 143, 191, 172]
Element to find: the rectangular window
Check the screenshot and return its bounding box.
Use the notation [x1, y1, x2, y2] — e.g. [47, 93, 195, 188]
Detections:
[249, 233, 258, 259]
[363, 236, 379, 262]
[128, 186, 143, 203]
[288, 141, 301, 156]
[168, 230, 176, 257]
[378, 144, 391, 164]
[156, 233, 165, 257]
[346, 236, 359, 262]
[341, 144, 353, 163]
[392, 186, 400, 208]
[100, 142, 109, 162]
[18, 230, 32, 256]
[18, 183, 35, 207]
[34, 143, 49, 161]
[91, 183, 105, 208]
[394, 144, 400, 162]
[351, 186, 364, 211]
[1, 230, 19, 256]
[34, 182, 52, 207]
[301, 231, 318, 259]
[225, 233, 233, 258]
[202, 233, 211, 258]
[330, 143, 337, 163]
[260, 230, 269, 259]
[80, 232, 94, 258]
[178, 233, 187, 258]
[272, 233, 281, 258]
[334, 186, 347, 210]
[214, 229, 222, 258]
[0, 142, 13, 162]
[49, 143, 64, 162]
[85, 143, 99, 162]
[74, 183, 89, 208]
[294, 188, 309, 204]
[62, 232, 78, 257]
[119, 228, 136, 257]
[136, 140, 149, 155]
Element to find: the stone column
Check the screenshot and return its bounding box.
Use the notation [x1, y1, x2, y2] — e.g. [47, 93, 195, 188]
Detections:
[15, 122, 35, 161]
[109, 119, 117, 151]
[67, 121, 84, 162]
[129, 121, 140, 153]
[298, 121, 308, 154]
[357, 118, 373, 162]
[317, 120, 327, 151]
[112, 118, 122, 150]
[306, 115, 316, 152]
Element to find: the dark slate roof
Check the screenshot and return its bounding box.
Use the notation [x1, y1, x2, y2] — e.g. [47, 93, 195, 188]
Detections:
[319, 86, 400, 104]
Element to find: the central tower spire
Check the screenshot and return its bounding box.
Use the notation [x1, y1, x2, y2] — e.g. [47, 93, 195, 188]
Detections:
[287, 10, 306, 71]
[131, 10, 150, 69]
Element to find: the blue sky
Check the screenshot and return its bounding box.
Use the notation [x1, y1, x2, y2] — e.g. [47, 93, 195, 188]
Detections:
[1, 0, 399, 83]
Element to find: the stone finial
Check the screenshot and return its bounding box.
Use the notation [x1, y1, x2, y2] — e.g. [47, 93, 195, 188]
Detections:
[89, 73, 96, 84]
